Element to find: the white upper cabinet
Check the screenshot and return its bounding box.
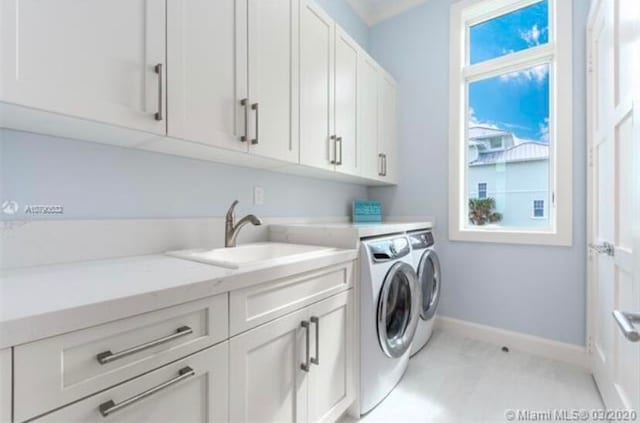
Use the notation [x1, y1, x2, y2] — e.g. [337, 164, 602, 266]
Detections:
[300, 1, 336, 171]
[166, 0, 247, 152]
[300, 1, 360, 176]
[246, 0, 300, 162]
[0, 0, 166, 135]
[357, 53, 381, 180]
[377, 71, 399, 183]
[334, 28, 359, 176]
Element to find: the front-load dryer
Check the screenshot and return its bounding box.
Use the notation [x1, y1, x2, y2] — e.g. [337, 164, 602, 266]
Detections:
[408, 230, 441, 356]
[360, 235, 420, 415]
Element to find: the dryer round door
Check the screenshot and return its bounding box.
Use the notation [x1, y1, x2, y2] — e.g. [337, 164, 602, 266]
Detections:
[377, 262, 420, 358]
[418, 249, 441, 321]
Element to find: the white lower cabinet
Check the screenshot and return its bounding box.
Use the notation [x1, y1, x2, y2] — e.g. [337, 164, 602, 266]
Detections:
[35, 342, 229, 423]
[230, 290, 354, 423]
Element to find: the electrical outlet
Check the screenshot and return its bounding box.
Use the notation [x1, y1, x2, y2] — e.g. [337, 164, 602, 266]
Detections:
[254, 186, 264, 205]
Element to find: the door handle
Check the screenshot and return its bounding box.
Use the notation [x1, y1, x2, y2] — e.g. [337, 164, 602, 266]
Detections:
[589, 242, 615, 256]
[240, 99, 249, 142]
[336, 137, 343, 166]
[310, 316, 320, 365]
[378, 153, 384, 176]
[613, 310, 640, 342]
[301, 320, 310, 372]
[251, 103, 259, 145]
[96, 326, 193, 365]
[154, 63, 164, 121]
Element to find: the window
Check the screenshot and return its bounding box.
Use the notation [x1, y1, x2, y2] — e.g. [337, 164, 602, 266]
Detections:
[449, 0, 572, 246]
[478, 183, 487, 199]
[533, 200, 545, 218]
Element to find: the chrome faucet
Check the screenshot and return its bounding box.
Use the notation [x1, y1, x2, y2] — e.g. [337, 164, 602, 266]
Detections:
[225, 200, 263, 248]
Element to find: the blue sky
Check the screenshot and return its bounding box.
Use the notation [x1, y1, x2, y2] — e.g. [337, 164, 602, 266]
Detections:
[468, 0, 550, 142]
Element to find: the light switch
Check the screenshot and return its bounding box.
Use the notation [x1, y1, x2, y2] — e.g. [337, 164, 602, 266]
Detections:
[254, 186, 264, 205]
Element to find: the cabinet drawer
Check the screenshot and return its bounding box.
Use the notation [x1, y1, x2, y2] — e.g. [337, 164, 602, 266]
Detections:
[230, 261, 353, 335]
[34, 342, 229, 423]
[14, 294, 228, 422]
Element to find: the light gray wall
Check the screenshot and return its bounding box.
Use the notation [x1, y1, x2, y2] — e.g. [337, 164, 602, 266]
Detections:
[0, 129, 367, 220]
[0, 0, 370, 222]
[315, 0, 369, 48]
[368, 0, 589, 345]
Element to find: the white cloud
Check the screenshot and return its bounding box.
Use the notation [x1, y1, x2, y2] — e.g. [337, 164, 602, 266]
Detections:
[499, 64, 549, 84]
[539, 117, 550, 142]
[520, 24, 542, 47]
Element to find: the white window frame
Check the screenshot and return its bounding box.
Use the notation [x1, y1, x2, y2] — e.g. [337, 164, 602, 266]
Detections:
[449, 0, 573, 246]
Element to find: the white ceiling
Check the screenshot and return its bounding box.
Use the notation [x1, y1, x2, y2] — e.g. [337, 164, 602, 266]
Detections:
[346, 0, 427, 25]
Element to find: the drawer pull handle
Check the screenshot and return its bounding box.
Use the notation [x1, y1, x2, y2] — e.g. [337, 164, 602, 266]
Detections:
[98, 366, 195, 417]
[96, 326, 193, 365]
[310, 316, 320, 366]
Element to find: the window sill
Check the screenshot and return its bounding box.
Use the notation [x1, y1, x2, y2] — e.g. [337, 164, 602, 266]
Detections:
[449, 227, 572, 246]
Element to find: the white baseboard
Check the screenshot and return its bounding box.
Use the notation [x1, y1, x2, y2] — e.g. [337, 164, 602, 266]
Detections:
[435, 316, 589, 370]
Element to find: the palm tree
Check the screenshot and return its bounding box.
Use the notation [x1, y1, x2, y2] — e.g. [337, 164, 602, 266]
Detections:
[469, 198, 503, 226]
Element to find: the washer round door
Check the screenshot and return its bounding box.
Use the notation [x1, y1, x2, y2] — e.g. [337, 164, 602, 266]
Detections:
[418, 249, 441, 321]
[377, 262, 420, 358]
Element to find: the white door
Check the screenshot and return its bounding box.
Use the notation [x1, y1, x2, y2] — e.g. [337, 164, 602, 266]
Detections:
[300, 0, 336, 171]
[588, 0, 640, 413]
[246, 0, 299, 162]
[307, 291, 355, 423]
[378, 73, 399, 183]
[0, 0, 166, 134]
[36, 343, 229, 422]
[167, 0, 248, 152]
[229, 308, 308, 423]
[334, 28, 359, 176]
[358, 54, 381, 180]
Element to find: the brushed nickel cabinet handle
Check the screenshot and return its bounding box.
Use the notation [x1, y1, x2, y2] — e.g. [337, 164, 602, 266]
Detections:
[329, 135, 337, 164]
[336, 137, 343, 166]
[378, 153, 384, 176]
[96, 326, 193, 365]
[301, 320, 310, 372]
[310, 316, 320, 365]
[154, 63, 163, 121]
[240, 99, 249, 142]
[98, 366, 195, 417]
[383, 154, 388, 176]
[251, 103, 259, 145]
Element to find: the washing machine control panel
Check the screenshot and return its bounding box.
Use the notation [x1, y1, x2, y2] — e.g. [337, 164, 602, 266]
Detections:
[408, 231, 434, 249]
[367, 237, 410, 262]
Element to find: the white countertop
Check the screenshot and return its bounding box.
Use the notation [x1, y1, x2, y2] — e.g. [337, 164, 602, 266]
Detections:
[0, 248, 356, 348]
[269, 221, 434, 249]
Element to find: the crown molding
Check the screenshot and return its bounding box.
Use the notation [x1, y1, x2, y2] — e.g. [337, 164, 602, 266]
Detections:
[346, 0, 428, 26]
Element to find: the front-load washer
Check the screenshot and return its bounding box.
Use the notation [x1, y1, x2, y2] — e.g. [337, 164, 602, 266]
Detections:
[408, 230, 441, 356]
[360, 235, 420, 415]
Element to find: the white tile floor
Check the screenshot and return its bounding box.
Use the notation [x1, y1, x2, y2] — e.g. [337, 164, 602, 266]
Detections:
[347, 329, 603, 423]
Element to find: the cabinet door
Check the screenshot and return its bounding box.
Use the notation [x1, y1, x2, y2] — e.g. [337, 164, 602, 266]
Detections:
[299, 0, 336, 171]
[230, 308, 308, 423]
[378, 73, 399, 183]
[167, 0, 248, 152]
[334, 28, 359, 176]
[0, 0, 166, 134]
[308, 291, 354, 423]
[247, 0, 299, 162]
[0, 349, 10, 423]
[358, 54, 381, 180]
[36, 343, 229, 423]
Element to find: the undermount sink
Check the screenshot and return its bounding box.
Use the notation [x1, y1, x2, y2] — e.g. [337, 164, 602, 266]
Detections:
[166, 242, 337, 269]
